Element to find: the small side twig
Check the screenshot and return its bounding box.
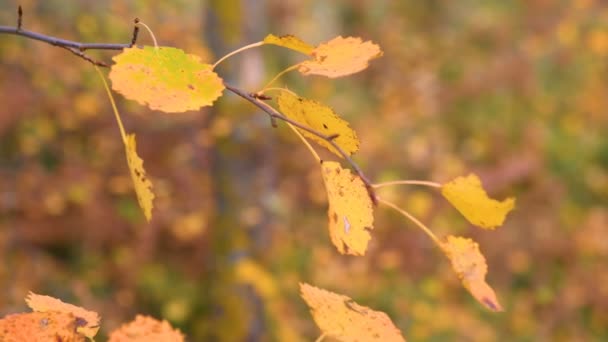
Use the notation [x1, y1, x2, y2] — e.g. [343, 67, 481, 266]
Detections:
[224, 83, 377, 204]
[130, 18, 140, 47]
[61, 46, 109, 67]
[17, 6, 22, 30]
[251, 93, 272, 101]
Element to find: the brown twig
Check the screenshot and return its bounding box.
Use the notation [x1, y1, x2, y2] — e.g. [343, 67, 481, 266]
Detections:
[130, 19, 140, 47]
[17, 6, 22, 30]
[224, 83, 377, 204]
[61, 46, 110, 67]
[0, 6, 139, 66]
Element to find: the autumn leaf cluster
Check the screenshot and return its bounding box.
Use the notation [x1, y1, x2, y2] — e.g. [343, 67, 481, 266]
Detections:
[99, 30, 515, 339]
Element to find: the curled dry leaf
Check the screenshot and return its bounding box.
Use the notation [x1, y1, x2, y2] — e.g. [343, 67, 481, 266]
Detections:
[321, 161, 374, 256]
[277, 91, 359, 157]
[263, 34, 314, 55]
[440, 236, 503, 312]
[300, 283, 406, 342]
[124, 134, 155, 221]
[110, 46, 224, 113]
[441, 174, 515, 229]
[25, 292, 100, 338]
[299, 36, 382, 78]
[0, 311, 86, 342]
[108, 315, 185, 342]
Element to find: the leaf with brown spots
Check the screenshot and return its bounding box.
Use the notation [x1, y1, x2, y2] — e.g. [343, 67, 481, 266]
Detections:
[298, 36, 382, 78]
[109, 46, 224, 113]
[440, 236, 503, 312]
[300, 283, 406, 342]
[25, 292, 100, 338]
[277, 91, 359, 157]
[0, 311, 87, 342]
[321, 161, 374, 256]
[124, 134, 155, 222]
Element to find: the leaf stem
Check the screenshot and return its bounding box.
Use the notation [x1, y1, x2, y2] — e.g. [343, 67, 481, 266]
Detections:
[373, 180, 441, 189]
[286, 123, 321, 163]
[377, 197, 441, 246]
[262, 87, 295, 95]
[212, 41, 264, 69]
[137, 20, 158, 49]
[94, 66, 126, 142]
[315, 332, 329, 342]
[259, 64, 300, 93]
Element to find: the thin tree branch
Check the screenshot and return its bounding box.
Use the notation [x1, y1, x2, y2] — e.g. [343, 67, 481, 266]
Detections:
[224, 83, 378, 205]
[0, 7, 139, 66]
[0, 26, 133, 50]
[373, 180, 442, 189]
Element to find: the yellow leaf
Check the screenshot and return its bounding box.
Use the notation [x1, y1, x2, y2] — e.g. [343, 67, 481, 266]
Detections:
[263, 34, 314, 55]
[0, 312, 87, 342]
[108, 315, 185, 342]
[441, 174, 515, 229]
[277, 91, 359, 157]
[25, 292, 100, 339]
[298, 36, 382, 78]
[321, 161, 374, 256]
[125, 134, 155, 222]
[440, 236, 503, 312]
[300, 283, 406, 342]
[109, 46, 224, 113]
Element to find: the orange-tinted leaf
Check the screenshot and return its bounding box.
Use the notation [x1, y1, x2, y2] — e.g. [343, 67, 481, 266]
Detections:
[321, 161, 374, 256]
[277, 91, 359, 157]
[300, 283, 406, 342]
[298, 36, 382, 78]
[440, 236, 503, 312]
[124, 134, 155, 221]
[25, 292, 100, 338]
[441, 174, 515, 229]
[0, 311, 86, 342]
[108, 315, 185, 342]
[110, 46, 224, 113]
[263, 34, 314, 55]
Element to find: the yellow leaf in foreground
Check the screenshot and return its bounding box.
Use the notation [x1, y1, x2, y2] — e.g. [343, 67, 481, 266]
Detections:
[321, 161, 373, 256]
[263, 34, 314, 55]
[110, 46, 224, 113]
[108, 315, 185, 342]
[25, 292, 100, 339]
[125, 134, 155, 221]
[0, 312, 87, 342]
[300, 283, 406, 342]
[277, 91, 359, 157]
[440, 236, 503, 312]
[441, 174, 515, 229]
[299, 36, 382, 78]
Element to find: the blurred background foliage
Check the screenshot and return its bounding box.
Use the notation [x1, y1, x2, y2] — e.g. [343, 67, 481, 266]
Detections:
[1, 0, 607, 341]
